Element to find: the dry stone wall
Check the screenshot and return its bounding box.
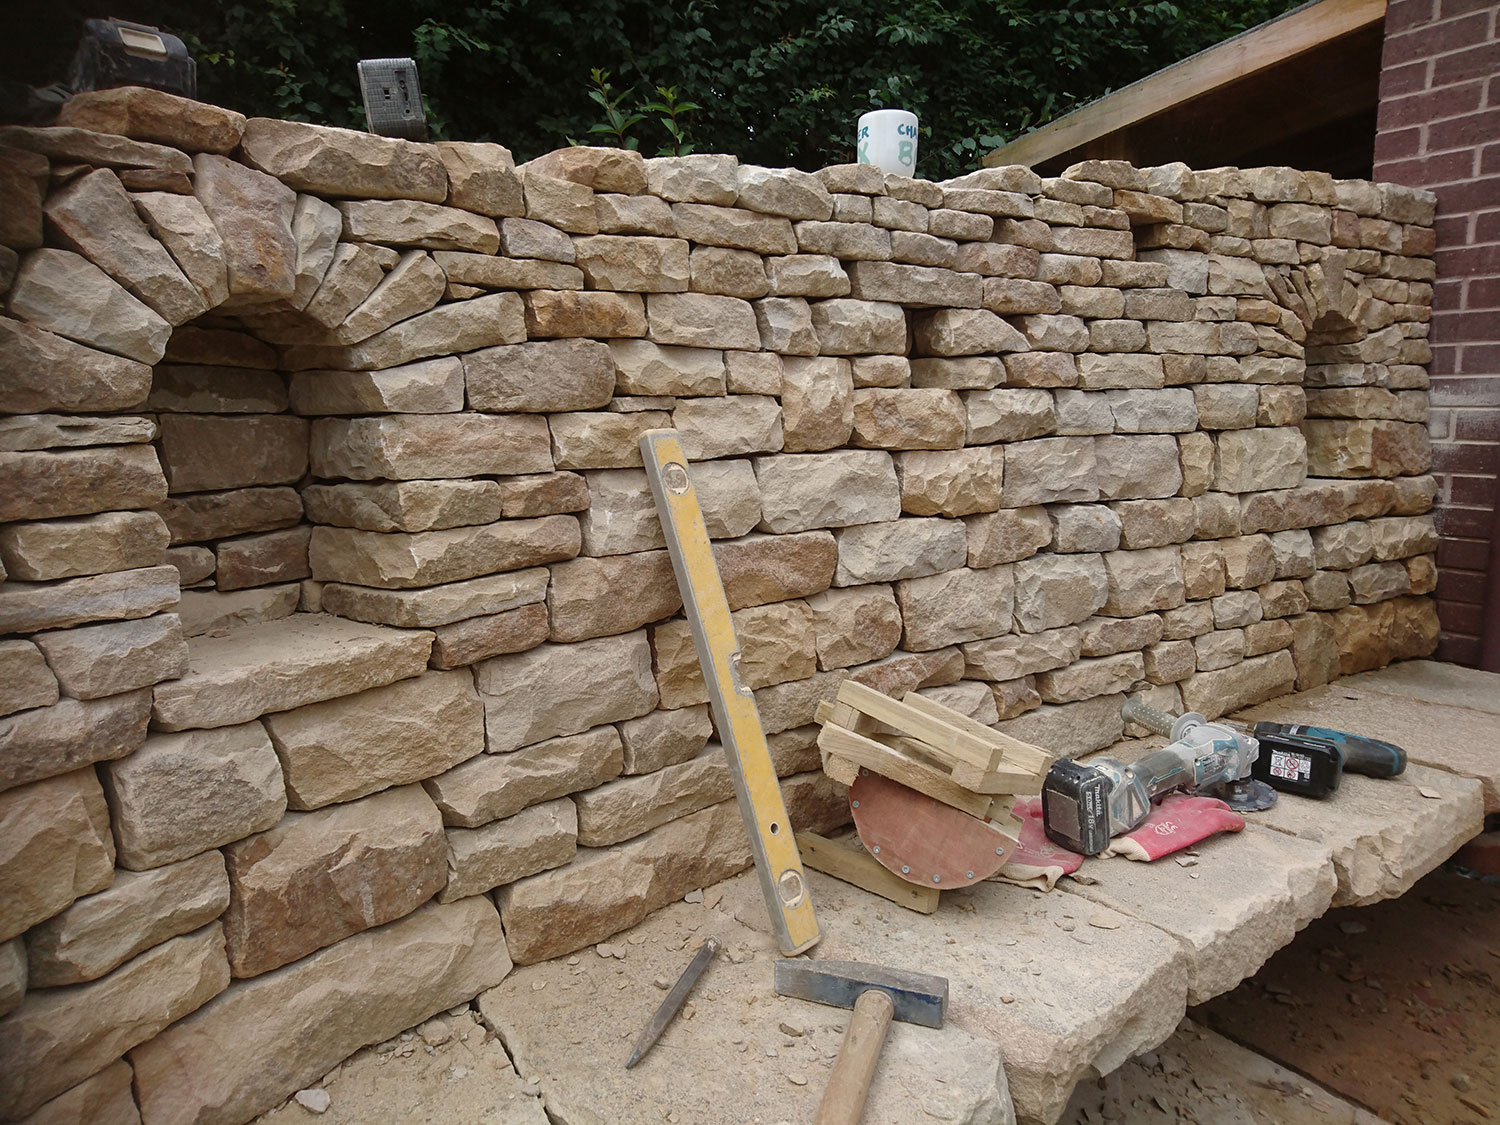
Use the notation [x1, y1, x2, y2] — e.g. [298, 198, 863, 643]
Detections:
[0, 85, 1439, 1122]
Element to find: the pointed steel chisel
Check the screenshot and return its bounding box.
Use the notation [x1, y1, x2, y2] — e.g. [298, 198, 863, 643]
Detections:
[624, 936, 721, 1069]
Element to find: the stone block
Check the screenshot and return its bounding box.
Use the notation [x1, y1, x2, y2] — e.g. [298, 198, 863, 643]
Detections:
[610, 340, 726, 397]
[215, 527, 311, 591]
[1179, 649, 1297, 720]
[714, 531, 837, 610]
[965, 506, 1053, 568]
[912, 308, 1028, 356]
[809, 298, 908, 355]
[0, 688, 151, 793]
[998, 692, 1127, 755]
[1003, 437, 1098, 506]
[57, 85, 244, 152]
[575, 748, 736, 847]
[651, 602, 819, 707]
[1037, 652, 1144, 703]
[429, 603, 550, 669]
[834, 518, 967, 585]
[0, 768, 116, 942]
[26, 849, 228, 987]
[692, 246, 771, 297]
[0, 926, 229, 1119]
[804, 586, 902, 671]
[32, 613, 186, 700]
[897, 565, 1013, 650]
[1076, 353, 1164, 390]
[1112, 497, 1196, 549]
[424, 725, 624, 827]
[7, 1057, 138, 1124]
[781, 355, 853, 451]
[0, 318, 151, 415]
[0, 510, 166, 583]
[1102, 546, 1185, 616]
[894, 446, 1004, 518]
[440, 798, 578, 902]
[764, 253, 846, 298]
[1303, 419, 1429, 478]
[290, 355, 463, 415]
[193, 153, 298, 300]
[1051, 505, 1122, 553]
[158, 486, 302, 545]
[670, 202, 794, 254]
[178, 585, 300, 638]
[0, 640, 57, 719]
[308, 515, 577, 589]
[149, 364, 286, 414]
[102, 721, 286, 870]
[476, 632, 657, 754]
[0, 444, 165, 523]
[151, 614, 433, 732]
[754, 450, 900, 533]
[1053, 388, 1114, 436]
[548, 551, 681, 642]
[1095, 434, 1184, 501]
[262, 668, 484, 810]
[673, 396, 784, 460]
[129, 898, 510, 1125]
[8, 248, 169, 363]
[242, 118, 445, 200]
[1079, 613, 1164, 658]
[1012, 553, 1109, 633]
[0, 565, 179, 636]
[302, 479, 504, 534]
[911, 357, 1006, 391]
[311, 413, 551, 480]
[851, 388, 965, 450]
[222, 784, 446, 977]
[1214, 427, 1308, 493]
[619, 706, 714, 775]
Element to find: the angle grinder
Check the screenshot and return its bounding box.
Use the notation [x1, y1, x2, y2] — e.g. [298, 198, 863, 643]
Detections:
[1041, 699, 1274, 856]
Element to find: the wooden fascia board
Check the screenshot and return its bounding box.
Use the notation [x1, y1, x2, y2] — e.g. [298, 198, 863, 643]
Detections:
[983, 0, 1387, 168]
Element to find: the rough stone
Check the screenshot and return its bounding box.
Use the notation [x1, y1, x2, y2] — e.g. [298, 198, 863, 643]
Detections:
[619, 706, 714, 775]
[548, 551, 681, 642]
[897, 565, 1013, 650]
[1012, 554, 1109, 633]
[755, 296, 819, 355]
[1215, 427, 1308, 493]
[303, 480, 502, 536]
[193, 153, 298, 300]
[0, 768, 115, 942]
[433, 141, 524, 216]
[575, 748, 735, 847]
[809, 298, 908, 355]
[129, 898, 510, 1125]
[894, 446, 1004, 518]
[290, 291, 528, 371]
[0, 687, 151, 793]
[242, 117, 446, 200]
[0, 509, 166, 582]
[651, 602, 819, 707]
[671, 202, 794, 254]
[287, 193, 342, 309]
[520, 170, 598, 233]
[158, 413, 308, 493]
[7, 1058, 139, 1124]
[851, 388, 966, 450]
[780, 356, 853, 452]
[754, 451, 900, 533]
[424, 725, 624, 827]
[476, 632, 657, 753]
[44, 169, 208, 325]
[0, 318, 152, 414]
[1179, 649, 1298, 720]
[834, 518, 968, 585]
[804, 586, 903, 671]
[222, 784, 446, 977]
[714, 531, 838, 610]
[673, 396, 784, 459]
[8, 248, 169, 363]
[158, 486, 302, 544]
[0, 640, 57, 719]
[32, 613, 186, 700]
[311, 412, 551, 480]
[997, 692, 1128, 756]
[56, 86, 245, 152]
[151, 614, 433, 731]
[1003, 437, 1098, 506]
[1050, 505, 1122, 553]
[0, 565, 179, 636]
[149, 364, 287, 414]
[964, 388, 1056, 444]
[440, 797, 578, 902]
[965, 506, 1053, 568]
[429, 603, 550, 669]
[549, 410, 673, 469]
[178, 585, 301, 638]
[0, 925, 229, 1120]
[25, 850, 229, 987]
[610, 340, 726, 397]
[1102, 547, 1185, 616]
[309, 515, 576, 589]
[101, 721, 286, 870]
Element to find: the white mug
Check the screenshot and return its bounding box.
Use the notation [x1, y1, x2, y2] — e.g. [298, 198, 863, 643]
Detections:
[857, 109, 919, 175]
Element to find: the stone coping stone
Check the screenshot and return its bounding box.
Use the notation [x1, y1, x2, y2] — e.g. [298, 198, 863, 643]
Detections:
[479, 896, 1015, 1125]
[151, 613, 432, 731]
[1054, 825, 1336, 1006]
[1336, 658, 1500, 715]
[709, 868, 1186, 1125]
[1232, 668, 1500, 813]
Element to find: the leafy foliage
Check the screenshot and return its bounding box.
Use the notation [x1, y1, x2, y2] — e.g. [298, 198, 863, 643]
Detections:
[161, 0, 1303, 180]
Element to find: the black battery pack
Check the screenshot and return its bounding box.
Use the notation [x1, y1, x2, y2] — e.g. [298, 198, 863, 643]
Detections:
[1042, 759, 1112, 856]
[1249, 729, 1343, 798]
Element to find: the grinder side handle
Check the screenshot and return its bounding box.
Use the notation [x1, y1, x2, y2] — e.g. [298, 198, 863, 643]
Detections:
[814, 989, 895, 1125]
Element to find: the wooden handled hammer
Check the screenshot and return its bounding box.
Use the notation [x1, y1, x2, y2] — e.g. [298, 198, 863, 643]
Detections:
[774, 959, 949, 1125]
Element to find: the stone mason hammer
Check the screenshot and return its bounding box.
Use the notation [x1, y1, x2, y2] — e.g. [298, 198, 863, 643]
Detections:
[774, 959, 949, 1125]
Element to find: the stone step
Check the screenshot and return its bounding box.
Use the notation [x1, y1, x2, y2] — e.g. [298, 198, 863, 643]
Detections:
[150, 613, 433, 731]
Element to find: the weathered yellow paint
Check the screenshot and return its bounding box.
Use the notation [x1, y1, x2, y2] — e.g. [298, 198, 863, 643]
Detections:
[640, 429, 820, 956]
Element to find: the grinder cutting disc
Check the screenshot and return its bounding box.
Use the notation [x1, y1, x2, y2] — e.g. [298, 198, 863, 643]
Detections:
[849, 768, 1015, 888]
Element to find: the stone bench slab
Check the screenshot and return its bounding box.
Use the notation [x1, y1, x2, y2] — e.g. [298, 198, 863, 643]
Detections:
[479, 895, 1015, 1125]
[151, 612, 432, 730]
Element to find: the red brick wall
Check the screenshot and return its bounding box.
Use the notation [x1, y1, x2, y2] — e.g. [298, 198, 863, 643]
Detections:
[1374, 0, 1500, 667]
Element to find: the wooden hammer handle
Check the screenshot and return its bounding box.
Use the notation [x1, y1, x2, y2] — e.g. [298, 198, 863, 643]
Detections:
[814, 989, 895, 1125]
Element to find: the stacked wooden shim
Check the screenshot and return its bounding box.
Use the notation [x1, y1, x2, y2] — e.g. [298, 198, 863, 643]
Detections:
[814, 680, 1055, 840]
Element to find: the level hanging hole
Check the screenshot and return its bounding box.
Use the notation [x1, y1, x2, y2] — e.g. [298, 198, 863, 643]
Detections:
[768, 821, 780, 835]
[777, 869, 805, 907]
